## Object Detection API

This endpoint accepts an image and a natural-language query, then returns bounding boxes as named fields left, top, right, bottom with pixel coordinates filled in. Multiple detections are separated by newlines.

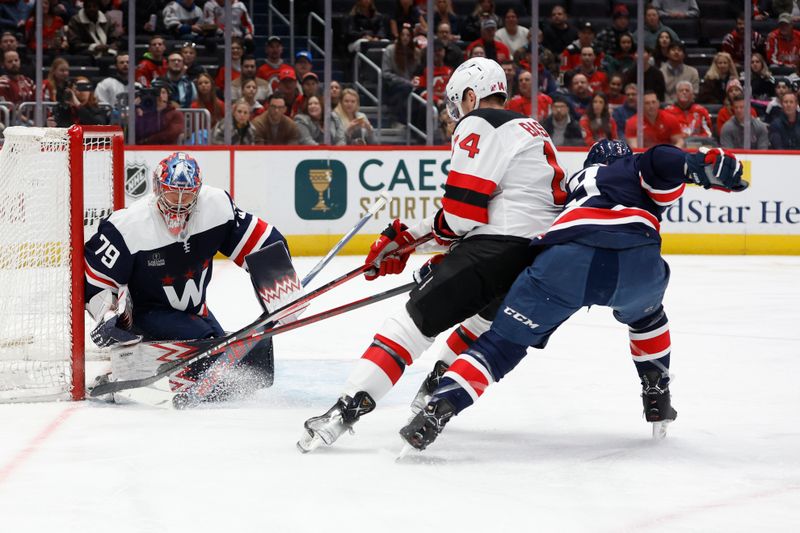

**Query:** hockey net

left=0, top=126, right=123, bottom=402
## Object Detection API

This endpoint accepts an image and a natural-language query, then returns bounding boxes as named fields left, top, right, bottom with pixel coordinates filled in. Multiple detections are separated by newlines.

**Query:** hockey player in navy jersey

left=400, top=140, right=749, bottom=450
left=297, top=57, right=567, bottom=452
left=85, top=152, right=286, bottom=398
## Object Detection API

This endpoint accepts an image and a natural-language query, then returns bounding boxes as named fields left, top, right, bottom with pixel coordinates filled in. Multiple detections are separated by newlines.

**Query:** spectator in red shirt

left=506, top=70, right=552, bottom=122
left=275, top=65, right=300, bottom=117
left=580, top=92, right=618, bottom=146
left=766, top=13, right=800, bottom=69
left=256, top=36, right=288, bottom=93
left=625, top=90, right=685, bottom=148
left=214, top=37, right=244, bottom=91
left=135, top=35, right=167, bottom=87
left=412, top=39, right=453, bottom=105
left=722, top=14, right=766, bottom=65
left=465, top=17, right=511, bottom=63
left=24, top=0, right=67, bottom=52
left=572, top=46, right=608, bottom=94
left=566, top=72, right=593, bottom=117
left=664, top=80, right=713, bottom=138
left=0, top=50, right=36, bottom=115
left=560, top=22, right=600, bottom=73
left=191, top=72, right=225, bottom=127
left=607, top=73, right=626, bottom=106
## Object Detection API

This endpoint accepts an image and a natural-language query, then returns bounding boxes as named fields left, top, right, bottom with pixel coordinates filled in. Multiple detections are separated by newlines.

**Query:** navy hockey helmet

left=153, top=152, right=202, bottom=236
left=583, top=140, right=632, bottom=168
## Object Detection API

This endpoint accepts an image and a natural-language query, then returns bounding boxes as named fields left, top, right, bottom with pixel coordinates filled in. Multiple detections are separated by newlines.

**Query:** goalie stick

left=90, top=233, right=433, bottom=397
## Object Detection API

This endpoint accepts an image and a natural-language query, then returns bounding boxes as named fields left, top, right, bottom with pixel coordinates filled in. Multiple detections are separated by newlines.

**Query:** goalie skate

left=640, top=370, right=677, bottom=440
left=297, top=391, right=375, bottom=453
left=410, top=360, right=449, bottom=416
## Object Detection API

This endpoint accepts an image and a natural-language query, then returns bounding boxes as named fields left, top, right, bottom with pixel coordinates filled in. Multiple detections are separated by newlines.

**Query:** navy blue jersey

left=84, top=186, right=285, bottom=317
left=536, top=144, right=688, bottom=249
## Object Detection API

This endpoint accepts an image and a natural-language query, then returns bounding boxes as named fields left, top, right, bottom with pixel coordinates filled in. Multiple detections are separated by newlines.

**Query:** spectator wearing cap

left=623, top=48, right=667, bottom=102
left=135, top=35, right=167, bottom=87
left=542, top=94, right=585, bottom=146
left=232, top=56, right=271, bottom=102
left=251, top=92, right=301, bottom=145
left=506, top=70, right=552, bottom=122
left=180, top=42, right=207, bottom=79
left=191, top=71, right=225, bottom=126
left=66, top=0, right=118, bottom=58
left=436, top=22, right=464, bottom=69
left=275, top=65, right=300, bottom=117
left=344, top=0, right=387, bottom=53
left=652, top=0, right=699, bottom=18
left=768, top=92, right=800, bottom=148
left=212, top=99, right=257, bottom=145
left=463, top=0, right=500, bottom=43
left=698, top=51, right=737, bottom=104
left=495, top=8, right=528, bottom=56
left=294, top=94, right=346, bottom=145
left=257, top=36, right=289, bottom=93
left=565, top=72, right=593, bottom=117
left=382, top=24, right=419, bottom=122
left=294, top=50, right=314, bottom=81
left=596, top=4, right=633, bottom=56
left=612, top=82, right=638, bottom=133
left=412, top=39, right=453, bottom=105
left=642, top=5, right=679, bottom=51
left=570, top=46, right=608, bottom=94
left=433, top=0, right=460, bottom=40
left=214, top=37, right=245, bottom=91
left=542, top=5, right=577, bottom=55
left=560, top=22, right=601, bottom=73
left=664, top=80, right=713, bottom=138
left=390, top=0, right=426, bottom=40
left=625, top=90, right=684, bottom=148
left=715, top=79, right=757, bottom=136
left=160, top=52, right=197, bottom=109
left=466, top=17, right=511, bottom=63
left=136, top=80, right=184, bottom=145
left=766, top=13, right=800, bottom=69
left=720, top=94, right=769, bottom=149
left=95, top=53, right=129, bottom=107
left=722, top=14, right=766, bottom=65
left=292, top=71, right=320, bottom=117
left=660, top=40, right=699, bottom=104
left=602, top=32, right=635, bottom=75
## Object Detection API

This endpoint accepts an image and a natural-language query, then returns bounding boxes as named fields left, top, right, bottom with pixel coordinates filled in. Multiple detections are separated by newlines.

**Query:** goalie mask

left=444, top=57, right=508, bottom=121
left=153, top=152, right=202, bottom=236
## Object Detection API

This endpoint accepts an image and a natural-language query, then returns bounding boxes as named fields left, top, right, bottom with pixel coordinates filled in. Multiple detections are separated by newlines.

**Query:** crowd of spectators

left=1, top=0, right=800, bottom=150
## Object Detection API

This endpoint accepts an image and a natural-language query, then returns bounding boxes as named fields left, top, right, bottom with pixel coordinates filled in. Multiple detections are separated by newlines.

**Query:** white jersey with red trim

left=84, top=185, right=284, bottom=318
left=437, top=107, right=566, bottom=240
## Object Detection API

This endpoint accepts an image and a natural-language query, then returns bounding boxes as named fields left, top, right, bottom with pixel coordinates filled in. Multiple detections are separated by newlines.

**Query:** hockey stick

left=90, top=234, right=433, bottom=397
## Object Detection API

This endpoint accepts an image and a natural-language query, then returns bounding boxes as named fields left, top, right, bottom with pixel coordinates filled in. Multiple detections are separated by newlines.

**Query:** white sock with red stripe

left=436, top=314, right=491, bottom=365
left=343, top=309, right=435, bottom=401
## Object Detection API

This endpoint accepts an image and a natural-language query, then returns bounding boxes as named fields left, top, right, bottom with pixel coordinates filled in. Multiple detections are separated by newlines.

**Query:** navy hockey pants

left=132, top=308, right=225, bottom=341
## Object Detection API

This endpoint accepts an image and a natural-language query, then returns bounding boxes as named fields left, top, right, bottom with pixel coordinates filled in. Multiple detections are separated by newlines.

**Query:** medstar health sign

left=295, top=159, right=347, bottom=220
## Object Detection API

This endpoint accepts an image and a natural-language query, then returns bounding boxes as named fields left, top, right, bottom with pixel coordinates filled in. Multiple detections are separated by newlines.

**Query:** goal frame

left=68, top=125, right=125, bottom=400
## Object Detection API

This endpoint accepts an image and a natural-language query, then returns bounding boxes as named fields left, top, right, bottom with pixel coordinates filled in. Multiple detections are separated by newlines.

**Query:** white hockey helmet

left=444, top=57, right=508, bottom=121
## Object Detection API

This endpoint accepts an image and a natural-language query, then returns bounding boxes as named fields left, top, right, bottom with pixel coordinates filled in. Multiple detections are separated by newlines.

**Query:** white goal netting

left=0, top=127, right=119, bottom=402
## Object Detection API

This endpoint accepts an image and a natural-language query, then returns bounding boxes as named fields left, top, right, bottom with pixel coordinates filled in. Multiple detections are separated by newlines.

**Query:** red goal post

left=0, top=125, right=124, bottom=402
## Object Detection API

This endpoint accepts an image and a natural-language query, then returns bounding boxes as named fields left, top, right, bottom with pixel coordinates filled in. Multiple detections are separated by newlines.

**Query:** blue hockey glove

left=685, top=148, right=748, bottom=192
left=90, top=315, right=142, bottom=348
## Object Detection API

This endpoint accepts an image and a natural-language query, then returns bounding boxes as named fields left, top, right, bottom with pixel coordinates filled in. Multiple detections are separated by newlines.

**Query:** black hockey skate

left=410, top=360, right=450, bottom=416
left=399, top=398, right=455, bottom=451
left=640, top=370, right=677, bottom=440
left=297, top=391, right=376, bottom=453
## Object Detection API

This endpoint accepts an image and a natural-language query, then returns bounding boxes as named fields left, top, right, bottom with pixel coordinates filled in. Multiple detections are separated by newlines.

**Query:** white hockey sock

left=435, top=313, right=492, bottom=365
left=343, top=309, right=434, bottom=401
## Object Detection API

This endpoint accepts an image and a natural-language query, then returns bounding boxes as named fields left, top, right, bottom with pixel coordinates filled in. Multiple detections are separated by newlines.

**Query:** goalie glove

left=89, top=287, right=141, bottom=348
left=364, top=219, right=417, bottom=280
left=685, top=147, right=748, bottom=192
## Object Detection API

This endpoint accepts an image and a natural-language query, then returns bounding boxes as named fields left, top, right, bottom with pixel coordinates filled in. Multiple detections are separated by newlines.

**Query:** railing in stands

left=307, top=12, right=325, bottom=59
left=18, top=102, right=113, bottom=125
left=354, top=52, right=382, bottom=144
left=268, top=0, right=295, bottom=61
left=406, top=93, right=429, bottom=144
left=0, top=102, right=13, bottom=128
left=177, top=108, right=213, bottom=145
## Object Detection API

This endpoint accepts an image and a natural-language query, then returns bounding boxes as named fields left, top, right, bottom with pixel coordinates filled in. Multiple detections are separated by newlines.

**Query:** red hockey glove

left=685, top=148, right=748, bottom=192
left=432, top=209, right=460, bottom=246
left=364, top=219, right=416, bottom=280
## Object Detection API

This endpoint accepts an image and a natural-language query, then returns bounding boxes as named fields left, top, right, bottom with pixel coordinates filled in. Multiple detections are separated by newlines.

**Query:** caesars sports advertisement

left=124, top=147, right=800, bottom=255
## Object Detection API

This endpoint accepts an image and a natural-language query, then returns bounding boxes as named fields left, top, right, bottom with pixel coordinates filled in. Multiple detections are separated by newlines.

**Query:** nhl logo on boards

left=147, top=252, right=165, bottom=267
left=125, top=162, right=149, bottom=198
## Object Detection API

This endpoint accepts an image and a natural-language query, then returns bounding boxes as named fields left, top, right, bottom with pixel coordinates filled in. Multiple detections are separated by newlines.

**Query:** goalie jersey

left=84, top=185, right=285, bottom=317
left=537, top=144, right=689, bottom=249
left=437, top=108, right=566, bottom=240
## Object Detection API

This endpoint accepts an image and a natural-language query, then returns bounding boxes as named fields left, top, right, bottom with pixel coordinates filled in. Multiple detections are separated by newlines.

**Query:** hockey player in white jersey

left=298, top=57, right=567, bottom=452
left=85, top=152, right=287, bottom=400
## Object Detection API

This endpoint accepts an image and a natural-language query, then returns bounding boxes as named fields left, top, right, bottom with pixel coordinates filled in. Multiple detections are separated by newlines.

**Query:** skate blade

left=651, top=420, right=672, bottom=440
left=297, top=430, right=324, bottom=454
left=395, top=442, right=419, bottom=462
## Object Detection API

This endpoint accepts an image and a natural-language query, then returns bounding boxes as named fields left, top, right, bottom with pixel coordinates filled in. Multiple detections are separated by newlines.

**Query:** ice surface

left=1, top=255, right=799, bottom=533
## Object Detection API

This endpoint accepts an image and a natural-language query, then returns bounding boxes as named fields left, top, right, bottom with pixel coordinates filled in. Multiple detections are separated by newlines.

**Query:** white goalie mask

left=444, top=57, right=508, bottom=121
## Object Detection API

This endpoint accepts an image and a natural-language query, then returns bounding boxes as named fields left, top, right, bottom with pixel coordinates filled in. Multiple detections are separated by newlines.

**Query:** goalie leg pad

left=343, top=308, right=435, bottom=401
